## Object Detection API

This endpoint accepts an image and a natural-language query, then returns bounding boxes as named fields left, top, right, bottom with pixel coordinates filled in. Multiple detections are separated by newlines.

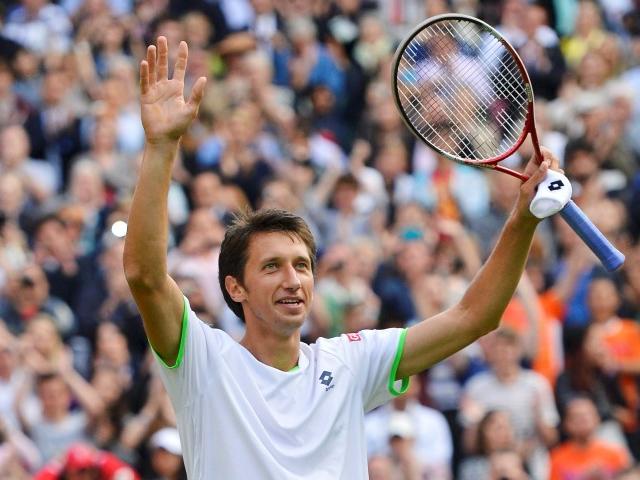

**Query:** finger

left=539, top=146, right=560, bottom=170
left=523, top=158, right=550, bottom=194
left=146, top=45, right=157, bottom=84
left=140, top=60, right=149, bottom=95
left=157, top=36, right=168, bottom=81
left=173, top=41, right=188, bottom=83
left=187, top=76, right=207, bottom=111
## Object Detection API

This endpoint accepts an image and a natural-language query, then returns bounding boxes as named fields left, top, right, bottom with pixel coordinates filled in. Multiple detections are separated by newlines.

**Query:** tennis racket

left=392, top=14, right=624, bottom=271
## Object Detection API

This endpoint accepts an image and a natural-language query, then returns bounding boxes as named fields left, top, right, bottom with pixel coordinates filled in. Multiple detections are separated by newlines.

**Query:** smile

left=276, top=299, right=304, bottom=305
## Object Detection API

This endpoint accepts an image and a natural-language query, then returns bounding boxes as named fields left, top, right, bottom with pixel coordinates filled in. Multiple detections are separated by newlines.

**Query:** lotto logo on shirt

left=346, top=332, right=362, bottom=342
left=319, top=371, right=335, bottom=391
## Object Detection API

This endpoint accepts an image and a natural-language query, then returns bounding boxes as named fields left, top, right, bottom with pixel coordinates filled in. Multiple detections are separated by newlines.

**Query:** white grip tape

left=529, top=170, right=572, bottom=219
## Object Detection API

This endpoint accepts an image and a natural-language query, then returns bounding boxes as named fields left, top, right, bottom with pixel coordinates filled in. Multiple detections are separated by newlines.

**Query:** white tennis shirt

left=155, top=299, right=409, bottom=479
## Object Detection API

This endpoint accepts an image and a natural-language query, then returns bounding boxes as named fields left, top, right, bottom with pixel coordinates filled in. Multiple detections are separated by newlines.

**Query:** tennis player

left=123, top=37, right=559, bottom=479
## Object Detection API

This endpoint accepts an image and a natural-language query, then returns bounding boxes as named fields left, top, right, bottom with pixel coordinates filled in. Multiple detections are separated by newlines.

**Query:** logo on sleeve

left=319, top=370, right=335, bottom=391
left=346, top=332, right=362, bottom=342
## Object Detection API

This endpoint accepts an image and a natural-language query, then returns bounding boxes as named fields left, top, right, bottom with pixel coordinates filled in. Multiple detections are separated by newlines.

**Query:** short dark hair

left=218, top=209, right=316, bottom=321
left=36, top=372, right=64, bottom=388
left=563, top=138, right=595, bottom=166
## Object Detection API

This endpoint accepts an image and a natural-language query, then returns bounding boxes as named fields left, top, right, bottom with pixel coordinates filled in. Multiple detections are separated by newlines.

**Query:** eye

left=263, top=262, right=278, bottom=271
left=296, top=261, right=310, bottom=270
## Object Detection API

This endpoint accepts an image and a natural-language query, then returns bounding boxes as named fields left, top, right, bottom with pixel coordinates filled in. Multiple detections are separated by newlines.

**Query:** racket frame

left=391, top=13, right=625, bottom=271
left=391, top=13, right=542, bottom=182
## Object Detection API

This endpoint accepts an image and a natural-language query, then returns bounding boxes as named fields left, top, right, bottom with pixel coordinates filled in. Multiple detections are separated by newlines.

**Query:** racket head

left=392, top=14, right=535, bottom=168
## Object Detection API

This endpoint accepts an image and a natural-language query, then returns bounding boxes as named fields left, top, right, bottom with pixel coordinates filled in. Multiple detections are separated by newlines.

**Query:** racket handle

left=559, top=200, right=625, bottom=272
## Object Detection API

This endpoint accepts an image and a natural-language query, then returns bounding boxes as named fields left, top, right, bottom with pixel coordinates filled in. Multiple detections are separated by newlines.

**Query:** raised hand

left=139, top=36, right=206, bottom=145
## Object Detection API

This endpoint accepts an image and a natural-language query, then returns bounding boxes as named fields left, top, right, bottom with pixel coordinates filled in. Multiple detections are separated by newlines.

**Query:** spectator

left=0, top=416, right=41, bottom=478
left=284, top=16, right=345, bottom=99
left=549, top=396, right=631, bottom=480
left=586, top=276, right=640, bottom=458
left=0, top=124, right=57, bottom=202
left=488, top=449, right=531, bottom=480
left=0, top=263, right=76, bottom=339
left=517, top=3, right=566, bottom=100
left=167, top=209, right=225, bottom=317
left=0, top=326, right=25, bottom=430
left=24, top=68, right=83, bottom=185
left=148, top=427, right=186, bottom=480
left=3, top=0, right=73, bottom=55
left=555, top=324, right=630, bottom=450
left=315, top=241, right=379, bottom=337
left=0, top=60, right=31, bottom=128
left=458, top=409, right=522, bottom=480
left=460, top=328, right=559, bottom=479
left=32, top=213, right=82, bottom=307
left=15, top=364, right=105, bottom=463
left=561, top=0, right=609, bottom=69
left=366, top=375, right=453, bottom=479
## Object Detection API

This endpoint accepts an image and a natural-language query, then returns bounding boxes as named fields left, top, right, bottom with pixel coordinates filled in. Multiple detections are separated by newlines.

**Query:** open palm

left=140, top=37, right=206, bottom=144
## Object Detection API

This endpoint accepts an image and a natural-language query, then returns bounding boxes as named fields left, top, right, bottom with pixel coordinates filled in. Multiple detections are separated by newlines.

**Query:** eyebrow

left=260, top=255, right=310, bottom=265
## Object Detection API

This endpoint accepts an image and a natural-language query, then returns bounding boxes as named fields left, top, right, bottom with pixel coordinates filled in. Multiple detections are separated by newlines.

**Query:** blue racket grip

left=559, top=200, right=624, bottom=271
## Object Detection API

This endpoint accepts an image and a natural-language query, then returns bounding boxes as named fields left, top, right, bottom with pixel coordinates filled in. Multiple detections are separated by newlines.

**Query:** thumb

left=521, top=158, right=550, bottom=197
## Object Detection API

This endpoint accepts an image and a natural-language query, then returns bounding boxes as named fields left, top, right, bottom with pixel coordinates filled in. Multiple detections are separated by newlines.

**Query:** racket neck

left=494, top=164, right=529, bottom=182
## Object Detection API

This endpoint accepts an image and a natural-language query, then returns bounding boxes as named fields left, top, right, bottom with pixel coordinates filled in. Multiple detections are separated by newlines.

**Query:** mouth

left=276, top=297, right=305, bottom=306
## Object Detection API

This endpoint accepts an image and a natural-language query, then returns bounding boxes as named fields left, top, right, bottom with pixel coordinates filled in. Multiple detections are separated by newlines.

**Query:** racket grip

left=559, top=200, right=625, bottom=271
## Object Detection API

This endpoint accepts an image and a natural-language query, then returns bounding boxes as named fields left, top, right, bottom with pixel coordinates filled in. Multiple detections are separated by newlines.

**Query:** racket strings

left=401, top=37, right=494, bottom=153
left=396, top=19, right=528, bottom=161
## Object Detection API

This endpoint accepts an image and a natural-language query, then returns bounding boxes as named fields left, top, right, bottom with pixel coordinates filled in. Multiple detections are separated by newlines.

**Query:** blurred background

left=0, top=0, right=638, bottom=478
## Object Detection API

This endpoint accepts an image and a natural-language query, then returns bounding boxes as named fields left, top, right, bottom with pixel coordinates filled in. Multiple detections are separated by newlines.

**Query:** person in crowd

left=147, top=427, right=186, bottom=480
left=549, top=395, right=631, bottom=480
left=0, top=262, right=76, bottom=339
left=458, top=409, right=522, bottom=480
left=460, top=328, right=559, bottom=479
left=366, top=375, right=453, bottom=479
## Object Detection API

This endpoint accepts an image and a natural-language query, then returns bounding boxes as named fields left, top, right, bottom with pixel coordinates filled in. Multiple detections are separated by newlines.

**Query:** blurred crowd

left=0, top=0, right=639, bottom=478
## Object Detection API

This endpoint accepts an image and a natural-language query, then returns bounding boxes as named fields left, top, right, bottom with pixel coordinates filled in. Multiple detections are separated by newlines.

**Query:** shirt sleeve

left=332, top=328, right=410, bottom=412
left=153, top=297, right=229, bottom=408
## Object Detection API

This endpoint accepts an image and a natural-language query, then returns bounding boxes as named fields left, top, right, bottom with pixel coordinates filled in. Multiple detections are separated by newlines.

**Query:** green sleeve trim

left=152, top=297, right=189, bottom=369
left=288, top=365, right=300, bottom=372
left=387, top=328, right=410, bottom=397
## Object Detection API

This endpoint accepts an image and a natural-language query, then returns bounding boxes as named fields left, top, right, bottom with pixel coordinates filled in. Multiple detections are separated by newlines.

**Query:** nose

left=282, top=263, right=301, bottom=290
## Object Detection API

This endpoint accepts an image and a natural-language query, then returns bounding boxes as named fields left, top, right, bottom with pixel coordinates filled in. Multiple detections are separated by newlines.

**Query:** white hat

left=388, top=412, right=415, bottom=439
left=150, top=428, right=182, bottom=456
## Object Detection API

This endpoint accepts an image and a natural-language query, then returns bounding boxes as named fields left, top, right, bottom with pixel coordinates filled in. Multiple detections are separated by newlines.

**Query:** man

left=549, top=396, right=631, bottom=480
left=365, top=376, right=452, bottom=479
left=123, top=37, right=559, bottom=478
left=459, top=328, right=559, bottom=480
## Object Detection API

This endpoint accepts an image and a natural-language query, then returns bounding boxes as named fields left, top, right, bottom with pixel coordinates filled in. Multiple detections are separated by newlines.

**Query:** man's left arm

left=397, top=150, right=557, bottom=379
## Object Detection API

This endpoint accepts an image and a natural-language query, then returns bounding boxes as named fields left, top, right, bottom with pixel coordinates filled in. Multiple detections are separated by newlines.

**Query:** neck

left=572, top=436, right=592, bottom=448
left=494, top=365, right=519, bottom=383
left=44, top=409, right=68, bottom=422
left=240, top=328, right=300, bottom=372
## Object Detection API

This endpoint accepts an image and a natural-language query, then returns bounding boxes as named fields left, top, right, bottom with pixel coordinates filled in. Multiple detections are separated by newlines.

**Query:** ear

left=224, top=275, right=246, bottom=303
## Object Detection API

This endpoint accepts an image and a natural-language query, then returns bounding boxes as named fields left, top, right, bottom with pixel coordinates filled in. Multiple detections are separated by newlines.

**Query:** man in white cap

left=149, top=427, right=185, bottom=480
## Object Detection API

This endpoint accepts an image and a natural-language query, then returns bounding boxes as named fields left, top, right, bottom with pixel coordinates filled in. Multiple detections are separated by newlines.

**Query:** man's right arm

left=123, top=37, right=205, bottom=365
left=123, top=141, right=184, bottom=364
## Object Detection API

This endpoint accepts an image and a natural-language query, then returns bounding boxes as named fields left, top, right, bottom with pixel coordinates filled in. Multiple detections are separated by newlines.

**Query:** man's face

left=38, top=377, right=71, bottom=417
left=228, top=232, right=314, bottom=336
left=485, top=334, right=522, bottom=371
left=564, top=398, right=599, bottom=442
